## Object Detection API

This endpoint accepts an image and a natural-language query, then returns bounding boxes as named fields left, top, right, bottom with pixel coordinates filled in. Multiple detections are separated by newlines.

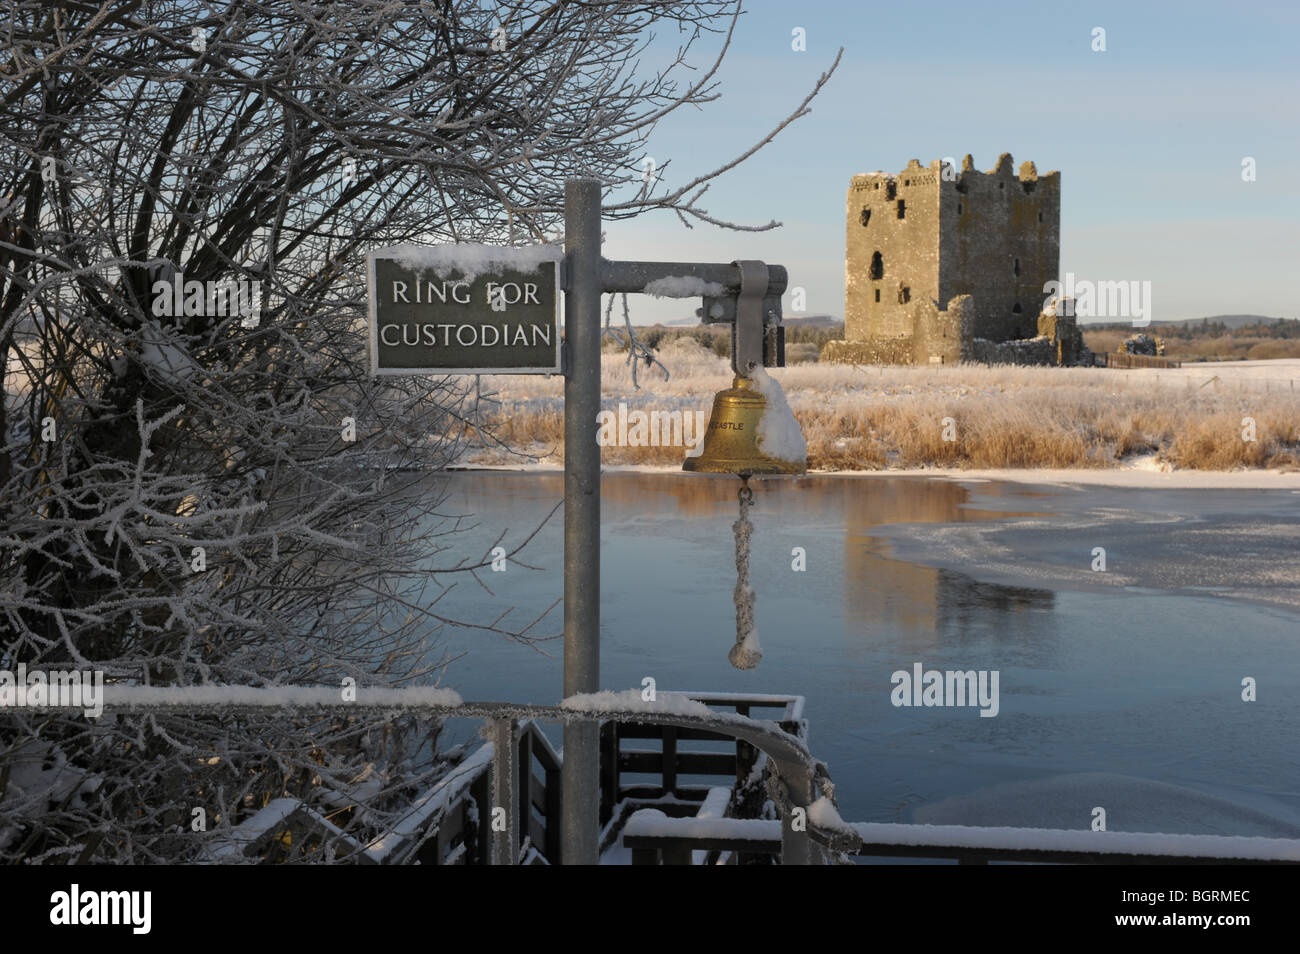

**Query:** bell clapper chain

left=729, top=474, right=762, bottom=670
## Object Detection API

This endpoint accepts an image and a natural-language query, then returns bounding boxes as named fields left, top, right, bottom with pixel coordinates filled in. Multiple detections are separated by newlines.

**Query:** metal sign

left=366, top=245, right=562, bottom=375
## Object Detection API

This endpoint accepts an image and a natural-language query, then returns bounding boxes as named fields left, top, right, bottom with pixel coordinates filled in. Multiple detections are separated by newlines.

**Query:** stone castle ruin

left=824, top=153, right=1087, bottom=366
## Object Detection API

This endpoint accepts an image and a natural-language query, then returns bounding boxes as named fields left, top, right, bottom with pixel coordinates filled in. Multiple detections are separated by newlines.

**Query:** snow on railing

left=364, top=743, right=496, bottom=864
left=92, top=685, right=464, bottom=709
left=659, top=689, right=805, bottom=724
left=206, top=797, right=366, bottom=864
left=560, top=689, right=804, bottom=735
left=849, top=821, right=1300, bottom=862
left=620, top=812, right=1300, bottom=864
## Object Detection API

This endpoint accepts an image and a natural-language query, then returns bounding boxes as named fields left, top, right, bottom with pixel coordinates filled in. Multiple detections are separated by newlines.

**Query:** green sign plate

left=367, top=245, right=562, bottom=375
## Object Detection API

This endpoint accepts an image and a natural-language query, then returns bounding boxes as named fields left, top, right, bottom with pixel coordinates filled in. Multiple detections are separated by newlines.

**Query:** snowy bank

left=452, top=462, right=1300, bottom=490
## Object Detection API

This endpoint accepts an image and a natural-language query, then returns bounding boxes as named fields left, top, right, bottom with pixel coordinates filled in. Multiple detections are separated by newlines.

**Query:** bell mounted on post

left=683, top=376, right=803, bottom=476
left=677, top=260, right=805, bottom=672
left=683, top=260, right=806, bottom=477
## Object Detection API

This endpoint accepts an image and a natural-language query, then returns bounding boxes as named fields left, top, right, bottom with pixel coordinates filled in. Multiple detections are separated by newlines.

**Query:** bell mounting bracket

left=698, top=260, right=786, bottom=376
left=597, top=258, right=788, bottom=378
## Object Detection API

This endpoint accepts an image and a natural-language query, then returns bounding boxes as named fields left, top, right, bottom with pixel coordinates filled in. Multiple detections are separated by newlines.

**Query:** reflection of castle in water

left=598, top=472, right=1057, bottom=646
left=838, top=478, right=1055, bottom=648
left=447, top=472, right=1057, bottom=648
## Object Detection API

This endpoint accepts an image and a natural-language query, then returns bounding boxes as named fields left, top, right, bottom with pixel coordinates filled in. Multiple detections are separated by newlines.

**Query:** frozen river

left=417, top=471, right=1300, bottom=838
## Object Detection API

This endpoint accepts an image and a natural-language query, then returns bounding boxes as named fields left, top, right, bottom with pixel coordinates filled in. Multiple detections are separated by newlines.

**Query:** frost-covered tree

left=0, top=0, right=836, bottom=861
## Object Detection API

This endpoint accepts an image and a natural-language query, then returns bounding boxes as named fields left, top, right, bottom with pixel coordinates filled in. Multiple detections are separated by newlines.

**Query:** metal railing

left=622, top=815, right=1300, bottom=865
left=38, top=685, right=1294, bottom=865
left=74, top=685, right=831, bottom=865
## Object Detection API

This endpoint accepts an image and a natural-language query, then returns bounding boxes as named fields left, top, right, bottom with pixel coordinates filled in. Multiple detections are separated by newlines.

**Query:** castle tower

left=844, top=154, right=1060, bottom=363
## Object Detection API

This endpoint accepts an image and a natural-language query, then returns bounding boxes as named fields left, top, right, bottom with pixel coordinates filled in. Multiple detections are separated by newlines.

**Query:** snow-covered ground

left=1119, top=357, right=1300, bottom=393
left=853, top=467, right=1300, bottom=489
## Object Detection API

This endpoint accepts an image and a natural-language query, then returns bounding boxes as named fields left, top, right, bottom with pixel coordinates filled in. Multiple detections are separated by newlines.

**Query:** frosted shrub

left=0, top=0, right=838, bottom=861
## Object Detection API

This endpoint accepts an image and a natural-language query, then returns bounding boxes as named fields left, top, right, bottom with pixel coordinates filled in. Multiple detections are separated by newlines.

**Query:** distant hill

left=1081, top=315, right=1293, bottom=330
left=1165, top=315, right=1293, bottom=328
left=649, top=314, right=843, bottom=329
left=782, top=314, right=843, bottom=328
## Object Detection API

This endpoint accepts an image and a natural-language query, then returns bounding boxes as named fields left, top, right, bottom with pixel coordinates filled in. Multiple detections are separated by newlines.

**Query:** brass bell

left=683, top=375, right=805, bottom=476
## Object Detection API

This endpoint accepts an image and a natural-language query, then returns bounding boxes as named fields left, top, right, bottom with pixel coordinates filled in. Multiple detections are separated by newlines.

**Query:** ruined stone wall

left=912, top=293, right=973, bottom=364
left=827, top=294, right=975, bottom=366
left=1037, top=309, right=1086, bottom=365
left=827, top=298, right=1088, bottom=368
left=845, top=158, right=941, bottom=346
left=822, top=337, right=915, bottom=365
left=968, top=336, right=1057, bottom=365
left=937, top=153, right=1060, bottom=342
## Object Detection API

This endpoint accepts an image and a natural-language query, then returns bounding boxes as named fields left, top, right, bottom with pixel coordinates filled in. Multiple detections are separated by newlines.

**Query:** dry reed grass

left=464, top=339, right=1300, bottom=471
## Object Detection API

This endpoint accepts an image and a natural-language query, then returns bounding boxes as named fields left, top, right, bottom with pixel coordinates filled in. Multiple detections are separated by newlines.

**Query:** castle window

left=874, top=183, right=879, bottom=190
left=860, top=208, right=871, bottom=226
left=957, top=202, right=963, bottom=215
left=904, top=179, right=910, bottom=187
left=885, top=181, right=896, bottom=201
left=899, top=286, right=911, bottom=304
left=1013, top=257, right=1021, bottom=277
left=999, top=182, right=1004, bottom=190
left=1038, top=211, right=1043, bottom=223
left=875, top=289, right=881, bottom=302
left=1012, top=303, right=1022, bottom=314
left=870, top=251, right=883, bottom=280
left=896, top=199, right=905, bottom=219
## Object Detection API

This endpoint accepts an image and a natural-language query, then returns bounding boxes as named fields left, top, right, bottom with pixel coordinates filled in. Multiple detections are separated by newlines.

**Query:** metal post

left=561, top=178, right=602, bottom=865
left=776, top=758, right=820, bottom=865
left=490, top=718, right=519, bottom=866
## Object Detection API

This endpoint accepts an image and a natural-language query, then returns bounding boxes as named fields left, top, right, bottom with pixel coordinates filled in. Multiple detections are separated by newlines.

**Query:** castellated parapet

left=827, top=153, right=1082, bottom=366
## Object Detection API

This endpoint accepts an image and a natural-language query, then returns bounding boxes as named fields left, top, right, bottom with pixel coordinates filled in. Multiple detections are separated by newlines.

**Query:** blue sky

left=603, top=0, right=1299, bottom=324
